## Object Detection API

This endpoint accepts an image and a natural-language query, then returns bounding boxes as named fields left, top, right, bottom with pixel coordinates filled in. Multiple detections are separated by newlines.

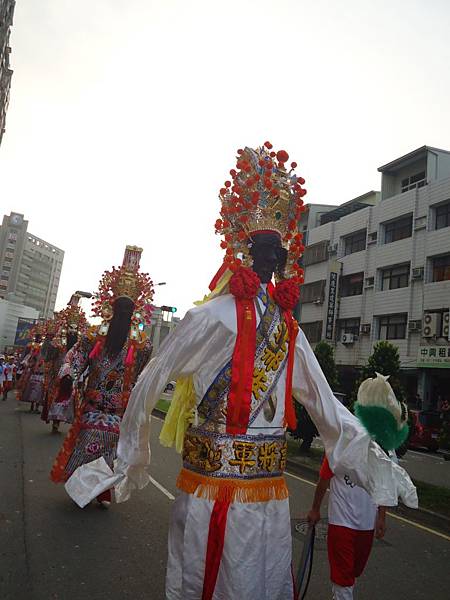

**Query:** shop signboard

left=417, top=346, right=450, bottom=368
left=325, top=271, right=338, bottom=340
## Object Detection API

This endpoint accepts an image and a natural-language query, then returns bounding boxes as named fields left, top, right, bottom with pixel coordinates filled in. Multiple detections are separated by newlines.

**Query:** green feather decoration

left=354, top=403, right=409, bottom=451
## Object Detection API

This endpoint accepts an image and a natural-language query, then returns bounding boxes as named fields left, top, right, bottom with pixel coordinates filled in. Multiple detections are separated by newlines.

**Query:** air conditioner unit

left=313, top=298, right=323, bottom=305
left=341, top=332, right=355, bottom=344
left=422, top=313, right=439, bottom=338
left=408, top=320, right=422, bottom=332
left=412, top=267, right=424, bottom=280
left=360, top=324, right=371, bottom=335
left=329, top=243, right=338, bottom=254
left=364, top=278, right=374, bottom=289
left=443, top=311, right=450, bottom=340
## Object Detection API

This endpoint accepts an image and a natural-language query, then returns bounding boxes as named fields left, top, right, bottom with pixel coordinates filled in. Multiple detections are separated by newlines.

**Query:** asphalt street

left=1, top=394, right=450, bottom=600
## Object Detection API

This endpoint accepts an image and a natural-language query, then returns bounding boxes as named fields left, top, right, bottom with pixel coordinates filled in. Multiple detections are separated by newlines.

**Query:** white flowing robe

left=67, top=292, right=418, bottom=599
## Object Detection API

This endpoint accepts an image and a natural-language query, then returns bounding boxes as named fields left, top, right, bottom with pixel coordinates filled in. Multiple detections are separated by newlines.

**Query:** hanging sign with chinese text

left=325, top=272, right=338, bottom=340
left=417, top=346, right=450, bottom=368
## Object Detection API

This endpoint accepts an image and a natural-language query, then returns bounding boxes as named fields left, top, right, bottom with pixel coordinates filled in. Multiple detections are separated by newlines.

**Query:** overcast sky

left=1, top=0, right=449, bottom=317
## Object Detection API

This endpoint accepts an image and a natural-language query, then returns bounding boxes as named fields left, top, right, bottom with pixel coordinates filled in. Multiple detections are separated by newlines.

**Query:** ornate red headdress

left=92, top=246, right=154, bottom=344
left=50, top=294, right=89, bottom=351
left=215, top=142, right=307, bottom=282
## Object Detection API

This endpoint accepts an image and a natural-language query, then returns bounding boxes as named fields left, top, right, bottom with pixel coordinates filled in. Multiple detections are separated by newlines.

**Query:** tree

left=291, top=341, right=340, bottom=452
left=314, top=340, right=340, bottom=391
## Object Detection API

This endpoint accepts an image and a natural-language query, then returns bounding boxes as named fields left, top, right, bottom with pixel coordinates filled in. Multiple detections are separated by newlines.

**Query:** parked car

left=408, top=410, right=441, bottom=452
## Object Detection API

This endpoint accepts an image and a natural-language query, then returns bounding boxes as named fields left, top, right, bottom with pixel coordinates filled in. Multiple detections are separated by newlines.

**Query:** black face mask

left=104, top=297, right=135, bottom=356
left=249, top=233, right=287, bottom=283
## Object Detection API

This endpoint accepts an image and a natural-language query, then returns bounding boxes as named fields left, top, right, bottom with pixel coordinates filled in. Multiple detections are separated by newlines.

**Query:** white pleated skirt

left=166, top=491, right=294, bottom=600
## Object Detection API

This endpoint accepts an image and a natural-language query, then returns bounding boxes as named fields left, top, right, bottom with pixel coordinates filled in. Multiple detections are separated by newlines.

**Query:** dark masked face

left=105, top=296, right=135, bottom=356
left=249, top=232, right=287, bottom=283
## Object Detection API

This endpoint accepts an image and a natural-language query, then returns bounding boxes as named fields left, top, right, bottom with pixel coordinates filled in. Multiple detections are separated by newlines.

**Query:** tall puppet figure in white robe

left=66, top=142, right=418, bottom=600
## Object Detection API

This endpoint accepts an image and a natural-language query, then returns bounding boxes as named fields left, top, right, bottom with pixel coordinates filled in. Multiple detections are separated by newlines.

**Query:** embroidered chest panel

left=198, top=294, right=289, bottom=430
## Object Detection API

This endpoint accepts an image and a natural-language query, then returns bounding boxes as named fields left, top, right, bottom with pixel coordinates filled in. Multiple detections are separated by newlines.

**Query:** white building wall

left=298, top=148, right=450, bottom=380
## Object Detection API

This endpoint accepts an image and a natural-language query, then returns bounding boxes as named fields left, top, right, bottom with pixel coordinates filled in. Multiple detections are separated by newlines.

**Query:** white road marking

left=406, top=449, right=444, bottom=461
left=285, top=470, right=450, bottom=542
left=149, top=476, right=175, bottom=500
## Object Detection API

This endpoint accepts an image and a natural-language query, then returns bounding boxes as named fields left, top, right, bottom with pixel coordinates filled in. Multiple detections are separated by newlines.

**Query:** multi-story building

left=0, top=0, right=15, bottom=146
left=0, top=297, right=39, bottom=351
left=0, top=212, right=64, bottom=319
left=298, top=146, right=450, bottom=408
left=298, top=202, right=337, bottom=245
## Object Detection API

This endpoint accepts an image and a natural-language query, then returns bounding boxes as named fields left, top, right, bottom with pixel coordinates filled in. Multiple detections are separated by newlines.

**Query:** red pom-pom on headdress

left=229, top=267, right=261, bottom=300
left=273, top=278, right=300, bottom=311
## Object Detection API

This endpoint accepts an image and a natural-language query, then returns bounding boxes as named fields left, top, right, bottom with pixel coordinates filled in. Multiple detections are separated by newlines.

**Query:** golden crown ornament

left=215, top=142, right=307, bottom=280
left=92, top=246, right=155, bottom=342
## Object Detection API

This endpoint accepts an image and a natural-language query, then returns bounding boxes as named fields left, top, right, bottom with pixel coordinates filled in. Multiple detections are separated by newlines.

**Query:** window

left=432, top=254, right=450, bottom=282
left=337, top=318, right=360, bottom=339
left=302, top=321, right=323, bottom=343
left=378, top=314, right=407, bottom=340
left=381, top=264, right=410, bottom=290
left=435, top=201, right=450, bottom=230
left=303, top=241, right=329, bottom=266
left=343, top=230, right=366, bottom=256
left=401, top=171, right=426, bottom=193
left=339, top=272, right=363, bottom=297
left=301, top=280, right=326, bottom=303
left=384, top=215, right=412, bottom=243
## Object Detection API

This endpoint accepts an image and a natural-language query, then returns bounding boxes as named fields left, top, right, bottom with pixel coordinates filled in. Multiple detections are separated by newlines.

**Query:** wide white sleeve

left=292, top=329, right=418, bottom=508
left=114, top=305, right=233, bottom=502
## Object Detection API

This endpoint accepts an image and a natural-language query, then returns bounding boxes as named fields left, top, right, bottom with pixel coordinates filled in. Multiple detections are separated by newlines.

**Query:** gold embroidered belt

left=178, top=428, right=288, bottom=503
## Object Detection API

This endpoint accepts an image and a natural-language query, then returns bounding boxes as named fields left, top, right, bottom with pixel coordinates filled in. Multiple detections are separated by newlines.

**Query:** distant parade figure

left=50, top=246, right=154, bottom=507
left=41, top=294, right=88, bottom=432
left=0, top=355, right=6, bottom=400
left=16, top=329, right=45, bottom=412
left=67, top=144, right=418, bottom=599
left=308, top=373, right=410, bottom=600
left=1, top=355, right=14, bottom=400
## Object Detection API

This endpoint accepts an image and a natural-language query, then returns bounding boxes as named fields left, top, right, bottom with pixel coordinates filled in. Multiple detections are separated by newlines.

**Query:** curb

left=286, top=457, right=450, bottom=536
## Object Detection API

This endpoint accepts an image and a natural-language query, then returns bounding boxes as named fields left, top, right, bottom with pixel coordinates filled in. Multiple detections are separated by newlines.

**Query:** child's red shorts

left=328, top=524, right=374, bottom=587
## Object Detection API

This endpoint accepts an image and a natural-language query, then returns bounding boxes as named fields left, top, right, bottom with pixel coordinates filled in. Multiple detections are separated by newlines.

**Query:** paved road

left=1, top=395, right=450, bottom=600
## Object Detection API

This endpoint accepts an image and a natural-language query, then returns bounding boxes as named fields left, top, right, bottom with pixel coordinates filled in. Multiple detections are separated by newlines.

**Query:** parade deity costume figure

left=50, top=246, right=154, bottom=498
left=40, top=295, right=89, bottom=428
left=16, top=325, right=46, bottom=409
left=67, top=144, right=417, bottom=600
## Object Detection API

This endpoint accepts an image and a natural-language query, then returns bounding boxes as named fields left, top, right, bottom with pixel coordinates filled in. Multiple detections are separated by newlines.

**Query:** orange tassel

left=176, top=468, right=289, bottom=503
